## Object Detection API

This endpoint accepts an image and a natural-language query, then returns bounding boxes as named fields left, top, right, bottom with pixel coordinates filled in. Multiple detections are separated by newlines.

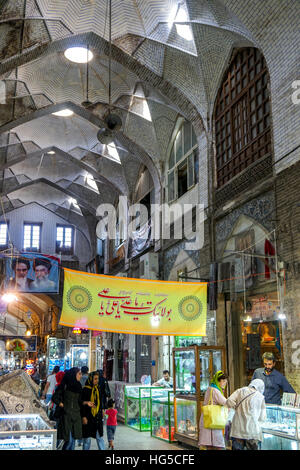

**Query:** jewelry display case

left=173, top=345, right=226, bottom=447
left=47, top=337, right=70, bottom=374
left=261, top=405, right=300, bottom=450
left=124, top=386, right=163, bottom=432
left=0, top=414, right=56, bottom=450
left=150, top=389, right=176, bottom=442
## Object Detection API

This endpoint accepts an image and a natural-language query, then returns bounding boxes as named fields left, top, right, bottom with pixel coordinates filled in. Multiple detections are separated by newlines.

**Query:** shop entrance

left=230, top=292, right=284, bottom=387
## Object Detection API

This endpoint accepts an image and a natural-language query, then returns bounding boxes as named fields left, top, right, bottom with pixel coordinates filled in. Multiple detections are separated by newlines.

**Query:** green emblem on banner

left=67, top=286, right=92, bottom=312
left=178, top=296, right=202, bottom=322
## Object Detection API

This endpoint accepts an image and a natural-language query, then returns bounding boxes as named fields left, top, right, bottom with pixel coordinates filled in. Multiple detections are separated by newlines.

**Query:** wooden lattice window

left=214, top=48, right=272, bottom=188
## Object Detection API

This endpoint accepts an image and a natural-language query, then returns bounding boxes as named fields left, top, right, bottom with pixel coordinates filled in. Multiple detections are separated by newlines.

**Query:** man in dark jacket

left=252, top=352, right=295, bottom=405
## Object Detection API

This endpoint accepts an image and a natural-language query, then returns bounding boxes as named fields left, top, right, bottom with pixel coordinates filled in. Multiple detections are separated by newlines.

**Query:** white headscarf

left=249, top=378, right=265, bottom=395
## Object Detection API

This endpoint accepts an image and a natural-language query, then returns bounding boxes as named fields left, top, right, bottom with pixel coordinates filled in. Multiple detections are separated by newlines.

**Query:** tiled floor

left=75, top=424, right=187, bottom=450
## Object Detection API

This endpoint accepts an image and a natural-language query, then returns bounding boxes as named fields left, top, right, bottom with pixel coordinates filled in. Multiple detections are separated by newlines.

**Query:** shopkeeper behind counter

left=153, top=370, right=173, bottom=388
left=252, top=352, right=295, bottom=405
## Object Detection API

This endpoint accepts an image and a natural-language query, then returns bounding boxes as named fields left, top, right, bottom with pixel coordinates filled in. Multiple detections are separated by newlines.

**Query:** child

left=105, top=398, right=117, bottom=450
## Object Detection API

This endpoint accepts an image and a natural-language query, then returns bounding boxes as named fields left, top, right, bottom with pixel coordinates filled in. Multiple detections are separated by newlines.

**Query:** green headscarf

left=210, top=370, right=226, bottom=396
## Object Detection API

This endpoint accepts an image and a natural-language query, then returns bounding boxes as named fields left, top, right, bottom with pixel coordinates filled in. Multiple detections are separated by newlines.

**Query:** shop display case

left=125, top=386, right=163, bottom=432
left=109, top=381, right=140, bottom=423
left=0, top=414, right=57, bottom=450
left=261, top=405, right=300, bottom=450
left=47, top=337, right=70, bottom=374
left=175, top=398, right=198, bottom=441
left=173, top=345, right=226, bottom=447
left=150, top=389, right=176, bottom=442
left=70, top=344, right=89, bottom=369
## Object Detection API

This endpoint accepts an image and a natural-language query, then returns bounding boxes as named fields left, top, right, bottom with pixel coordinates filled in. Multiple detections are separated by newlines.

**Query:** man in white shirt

left=153, top=370, right=173, bottom=388
left=226, top=378, right=266, bottom=450
left=41, top=366, right=60, bottom=404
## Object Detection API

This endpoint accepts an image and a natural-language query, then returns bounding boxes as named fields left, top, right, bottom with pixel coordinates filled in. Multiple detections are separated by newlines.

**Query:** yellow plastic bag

left=202, top=388, right=228, bottom=429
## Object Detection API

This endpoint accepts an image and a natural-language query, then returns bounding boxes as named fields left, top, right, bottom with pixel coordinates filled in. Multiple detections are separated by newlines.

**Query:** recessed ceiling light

left=52, top=109, right=74, bottom=117
left=64, top=47, right=93, bottom=63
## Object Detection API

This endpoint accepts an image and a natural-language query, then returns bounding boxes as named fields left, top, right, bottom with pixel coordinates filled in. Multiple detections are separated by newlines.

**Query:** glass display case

left=261, top=405, right=300, bottom=450
left=47, top=337, right=70, bottom=374
left=173, top=345, right=226, bottom=446
left=70, top=344, right=89, bottom=369
left=174, top=398, right=198, bottom=441
left=150, top=389, right=176, bottom=442
left=125, top=386, right=163, bottom=432
left=0, top=414, right=56, bottom=450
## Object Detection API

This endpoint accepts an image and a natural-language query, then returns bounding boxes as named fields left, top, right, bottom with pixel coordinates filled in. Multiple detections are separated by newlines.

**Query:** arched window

left=167, top=121, right=198, bottom=202
left=214, top=48, right=272, bottom=188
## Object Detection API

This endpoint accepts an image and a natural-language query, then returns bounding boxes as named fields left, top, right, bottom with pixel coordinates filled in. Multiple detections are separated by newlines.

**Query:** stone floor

left=75, top=423, right=187, bottom=451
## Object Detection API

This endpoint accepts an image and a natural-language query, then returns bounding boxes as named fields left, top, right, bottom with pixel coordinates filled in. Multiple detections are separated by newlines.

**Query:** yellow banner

left=60, top=269, right=207, bottom=336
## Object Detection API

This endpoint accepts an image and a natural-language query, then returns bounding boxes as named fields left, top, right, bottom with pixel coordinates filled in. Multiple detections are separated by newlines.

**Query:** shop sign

left=0, top=335, right=37, bottom=352
left=60, top=268, right=207, bottom=336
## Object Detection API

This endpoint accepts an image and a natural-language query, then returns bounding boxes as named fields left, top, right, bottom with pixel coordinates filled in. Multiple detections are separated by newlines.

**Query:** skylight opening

left=142, top=100, right=152, bottom=121
left=175, top=7, right=193, bottom=41
left=64, top=47, right=93, bottom=64
left=105, top=142, right=121, bottom=163
left=168, top=4, right=193, bottom=42
left=52, top=109, right=74, bottom=117
left=85, top=173, right=99, bottom=193
left=69, top=198, right=80, bottom=210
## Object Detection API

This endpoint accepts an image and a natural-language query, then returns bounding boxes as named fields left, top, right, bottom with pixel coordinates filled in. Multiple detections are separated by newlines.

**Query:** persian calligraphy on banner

left=60, top=268, right=207, bottom=336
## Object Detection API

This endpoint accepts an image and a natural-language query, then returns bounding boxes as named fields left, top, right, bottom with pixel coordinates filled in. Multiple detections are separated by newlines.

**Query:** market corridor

left=76, top=423, right=183, bottom=451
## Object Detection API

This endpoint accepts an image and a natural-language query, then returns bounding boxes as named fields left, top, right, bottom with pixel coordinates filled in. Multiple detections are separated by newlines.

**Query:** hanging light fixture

left=2, top=293, right=18, bottom=303
left=81, top=44, right=93, bottom=108
left=97, top=0, right=122, bottom=145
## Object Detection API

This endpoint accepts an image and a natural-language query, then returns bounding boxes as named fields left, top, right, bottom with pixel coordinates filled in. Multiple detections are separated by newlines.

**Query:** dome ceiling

left=0, top=0, right=295, bottom=225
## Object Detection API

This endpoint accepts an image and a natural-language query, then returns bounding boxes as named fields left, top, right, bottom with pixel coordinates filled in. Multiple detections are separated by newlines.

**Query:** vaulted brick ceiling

left=0, top=0, right=296, bottom=216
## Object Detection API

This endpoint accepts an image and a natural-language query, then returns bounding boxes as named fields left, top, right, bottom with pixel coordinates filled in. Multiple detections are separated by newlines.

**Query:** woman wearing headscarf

left=81, top=371, right=106, bottom=450
left=198, top=370, right=228, bottom=450
left=97, top=369, right=111, bottom=409
left=49, top=371, right=65, bottom=421
left=226, top=378, right=266, bottom=450
left=52, top=367, right=94, bottom=450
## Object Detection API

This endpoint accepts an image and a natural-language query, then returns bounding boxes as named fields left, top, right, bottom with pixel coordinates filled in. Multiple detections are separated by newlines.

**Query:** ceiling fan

left=96, top=0, right=122, bottom=144
left=81, top=0, right=122, bottom=144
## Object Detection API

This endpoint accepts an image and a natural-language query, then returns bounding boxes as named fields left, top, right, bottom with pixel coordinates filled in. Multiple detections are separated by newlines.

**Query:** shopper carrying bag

left=202, top=387, right=229, bottom=429
left=198, top=371, right=229, bottom=450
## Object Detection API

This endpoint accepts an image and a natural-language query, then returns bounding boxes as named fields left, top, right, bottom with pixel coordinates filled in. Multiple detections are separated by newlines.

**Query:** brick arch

left=0, top=101, right=162, bottom=206
left=0, top=32, right=206, bottom=135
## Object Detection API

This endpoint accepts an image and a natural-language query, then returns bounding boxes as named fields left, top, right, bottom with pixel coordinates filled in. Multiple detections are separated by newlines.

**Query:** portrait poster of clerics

left=4, top=253, right=60, bottom=293
left=60, top=268, right=207, bottom=336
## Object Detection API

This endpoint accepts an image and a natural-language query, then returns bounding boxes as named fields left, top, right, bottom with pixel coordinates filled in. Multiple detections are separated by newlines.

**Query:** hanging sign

left=0, top=335, right=37, bottom=352
left=60, top=268, right=207, bottom=336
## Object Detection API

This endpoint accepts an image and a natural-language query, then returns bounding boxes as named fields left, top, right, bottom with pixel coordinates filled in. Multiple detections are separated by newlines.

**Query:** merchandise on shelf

left=125, top=385, right=164, bottom=432
left=260, top=405, right=300, bottom=450
left=175, top=398, right=197, bottom=439
left=173, top=345, right=226, bottom=446
left=150, top=390, right=176, bottom=442
left=0, top=414, right=56, bottom=450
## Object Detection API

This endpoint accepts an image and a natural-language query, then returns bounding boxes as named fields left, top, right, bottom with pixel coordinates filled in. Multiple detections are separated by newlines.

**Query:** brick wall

left=275, top=161, right=300, bottom=392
